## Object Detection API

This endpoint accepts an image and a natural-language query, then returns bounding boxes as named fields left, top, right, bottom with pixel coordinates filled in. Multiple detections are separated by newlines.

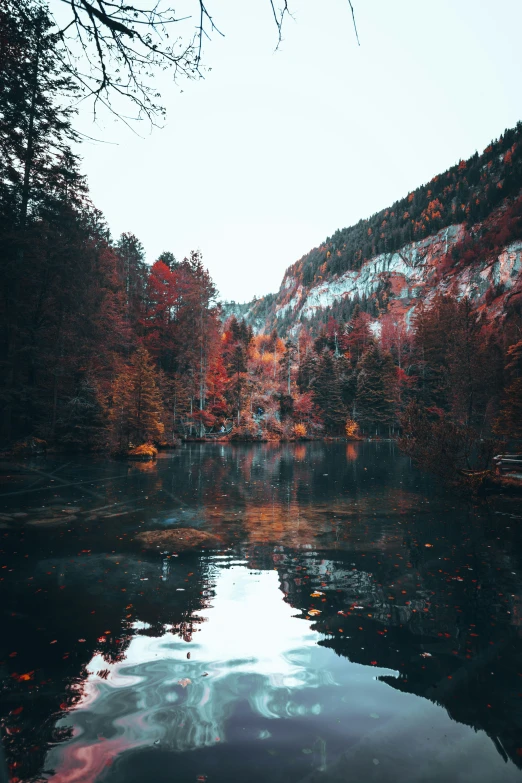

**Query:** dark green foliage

left=297, top=351, right=317, bottom=394
left=399, top=401, right=500, bottom=481
left=279, top=393, right=294, bottom=420
left=55, top=378, right=108, bottom=452
left=312, top=351, right=346, bottom=434
left=355, top=343, right=398, bottom=433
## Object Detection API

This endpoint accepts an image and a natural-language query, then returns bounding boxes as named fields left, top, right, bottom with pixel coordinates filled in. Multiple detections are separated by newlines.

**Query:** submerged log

left=12, top=437, right=47, bottom=456
left=135, top=527, right=222, bottom=552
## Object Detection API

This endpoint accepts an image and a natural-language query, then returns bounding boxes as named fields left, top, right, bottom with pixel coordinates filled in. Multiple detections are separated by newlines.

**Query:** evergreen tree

left=227, top=343, right=248, bottom=426
left=55, top=377, right=108, bottom=452
left=116, top=233, right=148, bottom=330
left=108, top=366, right=134, bottom=451
left=280, top=339, right=297, bottom=395
left=495, top=340, right=522, bottom=441
left=355, top=344, right=398, bottom=434
left=131, top=346, right=164, bottom=443
left=297, top=350, right=317, bottom=393
left=313, top=351, right=346, bottom=434
left=109, top=348, right=164, bottom=450
left=345, top=305, right=372, bottom=365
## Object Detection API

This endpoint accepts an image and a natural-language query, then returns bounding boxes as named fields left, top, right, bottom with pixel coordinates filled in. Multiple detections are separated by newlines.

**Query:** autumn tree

left=280, top=339, right=297, bottom=395
left=495, top=339, right=522, bottom=442
left=116, top=232, right=148, bottom=331
left=345, top=305, right=372, bottom=365
left=227, top=342, right=248, bottom=426
left=109, top=346, right=164, bottom=450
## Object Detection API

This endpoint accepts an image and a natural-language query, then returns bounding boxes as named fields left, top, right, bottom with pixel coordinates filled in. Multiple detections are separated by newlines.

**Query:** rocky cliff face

left=222, top=123, right=522, bottom=336
left=226, top=218, right=522, bottom=336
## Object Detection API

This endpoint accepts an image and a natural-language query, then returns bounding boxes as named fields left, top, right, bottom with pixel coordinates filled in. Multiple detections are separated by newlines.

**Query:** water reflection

left=1, top=442, right=522, bottom=782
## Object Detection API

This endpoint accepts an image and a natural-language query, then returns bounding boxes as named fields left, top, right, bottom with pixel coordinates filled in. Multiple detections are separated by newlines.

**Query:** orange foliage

left=345, top=419, right=359, bottom=438
left=293, top=423, right=307, bottom=439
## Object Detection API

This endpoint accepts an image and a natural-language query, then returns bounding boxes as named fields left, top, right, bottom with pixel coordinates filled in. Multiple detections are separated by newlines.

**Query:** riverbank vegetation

left=1, top=1, right=521, bottom=470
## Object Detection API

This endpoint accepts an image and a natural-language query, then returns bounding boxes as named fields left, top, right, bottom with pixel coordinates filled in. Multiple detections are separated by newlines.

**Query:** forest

left=293, top=122, right=522, bottom=288
left=0, top=0, right=521, bottom=481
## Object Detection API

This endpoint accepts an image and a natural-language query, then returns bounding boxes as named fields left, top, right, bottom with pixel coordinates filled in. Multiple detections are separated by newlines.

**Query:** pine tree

left=313, top=351, right=346, bottom=434
left=355, top=344, right=398, bottom=434
left=297, top=350, right=317, bottom=393
left=109, top=348, right=164, bottom=450
left=495, top=340, right=522, bottom=441
left=280, top=339, right=297, bottom=395
left=56, top=377, right=108, bottom=452
left=131, top=346, right=164, bottom=444
left=227, top=343, right=248, bottom=426
left=108, top=366, right=134, bottom=451
left=345, top=305, right=372, bottom=365
left=116, top=233, right=148, bottom=330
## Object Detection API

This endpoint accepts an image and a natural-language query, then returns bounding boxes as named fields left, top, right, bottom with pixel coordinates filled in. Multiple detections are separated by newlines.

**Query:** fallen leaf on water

left=178, top=678, right=191, bottom=688
left=425, top=544, right=433, bottom=548
left=310, top=592, right=324, bottom=598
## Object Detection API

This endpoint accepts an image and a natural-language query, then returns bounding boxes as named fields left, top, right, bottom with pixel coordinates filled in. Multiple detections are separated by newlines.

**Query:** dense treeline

left=222, top=285, right=521, bottom=458
left=0, top=1, right=224, bottom=452
left=1, top=1, right=521, bottom=469
left=292, top=123, right=522, bottom=289
left=240, top=120, right=522, bottom=339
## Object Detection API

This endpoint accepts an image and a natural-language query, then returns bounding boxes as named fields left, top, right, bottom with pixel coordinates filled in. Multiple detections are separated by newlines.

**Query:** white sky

left=73, top=0, right=522, bottom=302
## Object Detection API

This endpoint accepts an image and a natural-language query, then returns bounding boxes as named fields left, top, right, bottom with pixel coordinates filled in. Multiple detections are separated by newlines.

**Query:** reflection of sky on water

left=45, top=564, right=522, bottom=783
left=3, top=443, right=522, bottom=782
left=47, top=565, right=332, bottom=778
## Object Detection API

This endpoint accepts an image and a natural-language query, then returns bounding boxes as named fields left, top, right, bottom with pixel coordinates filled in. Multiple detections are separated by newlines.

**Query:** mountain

left=225, top=122, right=522, bottom=336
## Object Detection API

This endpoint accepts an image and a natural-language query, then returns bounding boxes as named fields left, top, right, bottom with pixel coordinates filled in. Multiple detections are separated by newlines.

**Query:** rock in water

left=135, top=528, right=222, bottom=552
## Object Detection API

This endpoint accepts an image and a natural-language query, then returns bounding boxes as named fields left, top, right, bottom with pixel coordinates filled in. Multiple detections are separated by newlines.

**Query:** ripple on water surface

left=0, top=442, right=521, bottom=782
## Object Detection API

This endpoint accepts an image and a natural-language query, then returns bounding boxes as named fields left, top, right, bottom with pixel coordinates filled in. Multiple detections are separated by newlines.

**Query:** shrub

left=293, top=423, right=307, bottom=439
left=127, top=443, right=158, bottom=461
left=345, top=419, right=359, bottom=439
left=229, top=414, right=260, bottom=441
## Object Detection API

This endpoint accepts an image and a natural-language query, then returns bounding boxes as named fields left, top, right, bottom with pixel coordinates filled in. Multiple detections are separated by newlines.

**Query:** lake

left=1, top=441, right=522, bottom=782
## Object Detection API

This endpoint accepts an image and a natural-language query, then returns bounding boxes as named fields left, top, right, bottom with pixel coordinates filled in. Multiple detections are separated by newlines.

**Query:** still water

left=1, top=442, right=522, bottom=782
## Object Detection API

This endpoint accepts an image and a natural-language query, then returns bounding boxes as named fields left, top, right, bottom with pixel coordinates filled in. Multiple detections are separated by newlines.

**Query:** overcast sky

left=73, top=0, right=522, bottom=303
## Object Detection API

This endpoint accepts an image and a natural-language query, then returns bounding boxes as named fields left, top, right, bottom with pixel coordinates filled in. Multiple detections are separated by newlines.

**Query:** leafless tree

left=16, top=0, right=359, bottom=126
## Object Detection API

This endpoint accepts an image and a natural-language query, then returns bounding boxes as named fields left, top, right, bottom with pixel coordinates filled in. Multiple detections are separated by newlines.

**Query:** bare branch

left=347, top=1, right=360, bottom=46
left=38, top=1, right=360, bottom=126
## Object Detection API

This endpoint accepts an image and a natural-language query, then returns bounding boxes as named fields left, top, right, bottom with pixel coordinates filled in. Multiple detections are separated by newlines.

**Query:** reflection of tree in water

left=2, top=442, right=521, bottom=780
left=0, top=548, right=215, bottom=782
left=263, top=513, right=522, bottom=772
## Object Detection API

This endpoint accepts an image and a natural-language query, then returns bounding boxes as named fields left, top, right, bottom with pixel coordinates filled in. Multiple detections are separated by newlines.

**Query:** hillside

left=227, top=122, right=522, bottom=336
